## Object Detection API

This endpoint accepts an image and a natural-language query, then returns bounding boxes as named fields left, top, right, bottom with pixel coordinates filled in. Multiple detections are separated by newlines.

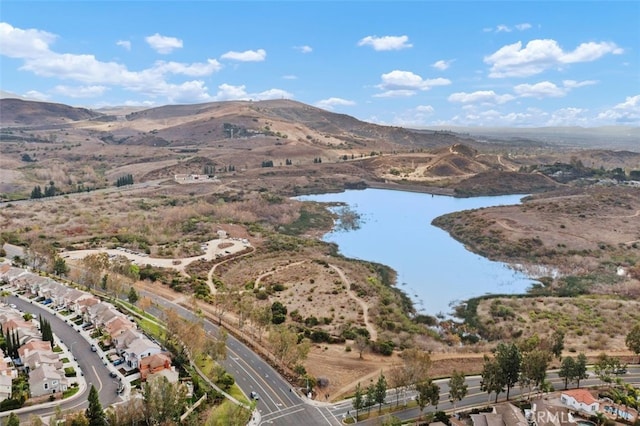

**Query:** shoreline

left=365, top=180, right=457, bottom=196
left=306, top=188, right=535, bottom=318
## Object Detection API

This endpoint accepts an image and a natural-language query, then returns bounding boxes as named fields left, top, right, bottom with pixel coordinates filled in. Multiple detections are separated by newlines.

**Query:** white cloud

left=116, top=40, right=131, bottom=51
left=21, top=53, right=130, bottom=84
left=374, top=90, right=417, bottom=98
left=486, top=23, right=532, bottom=33
left=152, top=59, right=222, bottom=76
left=23, top=90, right=50, bottom=101
left=52, top=85, right=108, bottom=98
left=210, top=83, right=291, bottom=101
left=562, top=79, right=597, bottom=89
left=374, top=70, right=451, bottom=97
left=514, top=79, right=597, bottom=98
left=485, top=39, right=623, bottom=78
left=0, top=22, right=56, bottom=58
left=282, top=75, right=297, bottom=80
left=597, top=94, right=640, bottom=123
left=416, top=105, right=434, bottom=113
left=432, top=60, right=453, bottom=71
left=295, top=45, right=312, bottom=53
left=145, top=33, right=183, bottom=54
left=545, top=107, right=589, bottom=126
left=514, top=81, right=566, bottom=98
left=167, top=80, right=212, bottom=103
left=358, top=35, right=412, bottom=51
left=315, top=97, right=356, bottom=110
left=448, top=90, right=515, bottom=104
left=220, top=49, right=266, bottom=62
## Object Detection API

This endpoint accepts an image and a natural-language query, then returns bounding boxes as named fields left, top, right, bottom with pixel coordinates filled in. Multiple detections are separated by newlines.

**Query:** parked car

left=112, top=358, right=124, bottom=366
left=109, top=371, right=118, bottom=378
left=90, top=344, right=97, bottom=352
left=615, top=368, right=627, bottom=374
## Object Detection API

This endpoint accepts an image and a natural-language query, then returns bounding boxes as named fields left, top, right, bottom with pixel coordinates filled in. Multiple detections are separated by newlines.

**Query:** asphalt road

left=138, top=289, right=343, bottom=426
left=4, top=295, right=121, bottom=422
left=326, top=366, right=640, bottom=425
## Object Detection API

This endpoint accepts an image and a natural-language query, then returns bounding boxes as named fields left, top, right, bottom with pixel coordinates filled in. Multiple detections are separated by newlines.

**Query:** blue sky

left=1, top=1, right=638, bottom=127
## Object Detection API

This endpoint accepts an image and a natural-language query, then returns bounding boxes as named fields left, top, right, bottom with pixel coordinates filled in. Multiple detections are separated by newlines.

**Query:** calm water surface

left=296, top=188, right=536, bottom=316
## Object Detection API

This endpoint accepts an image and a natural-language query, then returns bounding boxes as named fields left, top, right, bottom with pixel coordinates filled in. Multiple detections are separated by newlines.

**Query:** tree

left=388, top=364, right=410, bottom=407
left=353, top=382, right=364, bottom=421
left=401, top=348, right=432, bottom=385
left=481, top=355, right=504, bottom=403
left=53, top=256, right=69, bottom=277
left=28, top=414, right=44, bottom=426
left=142, top=376, right=188, bottom=425
left=31, top=185, right=43, bottom=199
left=354, top=335, right=369, bottom=359
left=85, top=384, right=106, bottom=426
left=594, top=353, right=622, bottom=386
left=127, top=287, right=139, bottom=304
left=574, top=353, right=589, bottom=388
left=495, top=342, right=521, bottom=400
left=365, top=384, right=375, bottom=415
left=267, top=325, right=310, bottom=368
left=448, top=370, right=468, bottom=412
left=374, top=372, right=387, bottom=413
left=519, top=349, right=550, bottom=398
left=550, top=330, right=565, bottom=359
left=626, top=323, right=640, bottom=363
left=5, top=412, right=20, bottom=426
left=270, top=301, right=287, bottom=325
left=415, top=378, right=440, bottom=419
left=559, top=356, right=576, bottom=390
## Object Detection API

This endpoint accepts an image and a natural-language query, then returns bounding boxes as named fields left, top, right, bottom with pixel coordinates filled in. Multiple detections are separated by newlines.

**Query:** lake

left=296, top=188, right=537, bottom=316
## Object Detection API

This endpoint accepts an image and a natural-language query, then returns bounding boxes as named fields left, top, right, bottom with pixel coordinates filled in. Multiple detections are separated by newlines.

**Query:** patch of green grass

left=135, top=317, right=165, bottom=341
left=205, top=399, right=252, bottom=426
left=62, top=387, right=80, bottom=399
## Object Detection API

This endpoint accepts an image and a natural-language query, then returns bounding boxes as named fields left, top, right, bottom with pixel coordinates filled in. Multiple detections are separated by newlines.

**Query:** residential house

left=139, top=353, right=173, bottom=382
left=114, top=329, right=143, bottom=354
left=0, top=265, right=29, bottom=285
left=28, top=364, right=68, bottom=397
left=87, top=302, right=122, bottom=328
left=22, top=350, right=62, bottom=372
left=0, top=375, right=11, bottom=402
left=0, top=349, right=17, bottom=379
left=68, top=293, right=98, bottom=314
left=18, top=340, right=52, bottom=359
left=147, top=368, right=179, bottom=385
left=527, top=397, right=576, bottom=426
left=560, top=389, right=599, bottom=414
left=123, top=336, right=162, bottom=369
left=105, top=316, right=136, bottom=340
left=75, top=296, right=100, bottom=316
left=2, top=317, right=41, bottom=345
left=471, top=403, right=528, bottom=426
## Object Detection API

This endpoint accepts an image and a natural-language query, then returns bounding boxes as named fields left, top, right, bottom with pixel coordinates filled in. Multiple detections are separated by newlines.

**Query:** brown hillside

left=0, top=98, right=103, bottom=126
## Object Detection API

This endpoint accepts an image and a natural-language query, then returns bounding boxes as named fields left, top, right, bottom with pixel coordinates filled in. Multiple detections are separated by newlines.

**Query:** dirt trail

left=329, top=264, right=378, bottom=342
left=253, top=260, right=307, bottom=288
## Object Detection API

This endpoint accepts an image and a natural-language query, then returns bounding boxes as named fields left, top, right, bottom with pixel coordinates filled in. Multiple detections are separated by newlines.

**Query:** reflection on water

left=296, top=188, right=537, bottom=316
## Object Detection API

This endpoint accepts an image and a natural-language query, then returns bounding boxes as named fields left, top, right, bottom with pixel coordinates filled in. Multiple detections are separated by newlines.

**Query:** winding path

left=248, top=260, right=378, bottom=342
left=329, top=264, right=378, bottom=342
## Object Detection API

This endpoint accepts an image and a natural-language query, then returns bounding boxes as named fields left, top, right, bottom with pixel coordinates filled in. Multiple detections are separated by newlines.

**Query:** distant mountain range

left=1, top=96, right=637, bottom=151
